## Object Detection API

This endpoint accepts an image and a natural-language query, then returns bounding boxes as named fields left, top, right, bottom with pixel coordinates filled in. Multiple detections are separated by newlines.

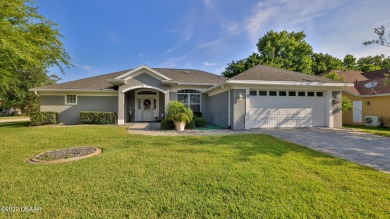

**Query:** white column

left=117, top=91, right=125, bottom=125
left=164, top=90, right=169, bottom=107
left=244, top=88, right=250, bottom=130
left=324, top=90, right=333, bottom=128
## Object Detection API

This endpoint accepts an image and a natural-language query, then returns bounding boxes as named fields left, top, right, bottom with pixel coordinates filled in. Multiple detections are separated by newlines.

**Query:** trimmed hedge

left=193, top=112, right=203, bottom=118
left=30, top=112, right=58, bottom=126
left=160, top=119, right=174, bottom=130
left=185, top=119, right=196, bottom=129
left=80, top=112, right=117, bottom=124
left=194, top=117, right=207, bottom=127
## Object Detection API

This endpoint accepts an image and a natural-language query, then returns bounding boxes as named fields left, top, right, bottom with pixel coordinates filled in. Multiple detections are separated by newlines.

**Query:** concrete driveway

left=253, top=128, right=390, bottom=174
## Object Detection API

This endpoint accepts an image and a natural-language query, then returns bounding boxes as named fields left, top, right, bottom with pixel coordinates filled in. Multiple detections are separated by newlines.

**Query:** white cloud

left=204, top=0, right=214, bottom=9
left=197, top=40, right=220, bottom=49
left=74, top=63, right=91, bottom=71
left=243, top=0, right=344, bottom=40
left=165, top=13, right=196, bottom=55
left=158, top=55, right=188, bottom=68
left=203, top=61, right=217, bottom=67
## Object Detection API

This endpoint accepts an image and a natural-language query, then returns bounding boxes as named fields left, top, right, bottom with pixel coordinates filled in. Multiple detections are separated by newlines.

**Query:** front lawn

left=343, top=124, right=390, bottom=137
left=0, top=122, right=389, bottom=218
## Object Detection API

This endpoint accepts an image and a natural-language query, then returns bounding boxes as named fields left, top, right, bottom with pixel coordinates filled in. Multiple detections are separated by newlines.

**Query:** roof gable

left=115, top=65, right=171, bottom=81
left=231, top=65, right=339, bottom=83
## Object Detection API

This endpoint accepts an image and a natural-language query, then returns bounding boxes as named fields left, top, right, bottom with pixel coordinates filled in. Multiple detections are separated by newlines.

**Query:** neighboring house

left=339, top=69, right=390, bottom=127
left=30, top=65, right=350, bottom=129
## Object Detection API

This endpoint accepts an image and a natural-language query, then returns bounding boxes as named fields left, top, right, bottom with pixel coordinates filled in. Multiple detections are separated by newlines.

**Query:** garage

left=249, top=90, right=326, bottom=128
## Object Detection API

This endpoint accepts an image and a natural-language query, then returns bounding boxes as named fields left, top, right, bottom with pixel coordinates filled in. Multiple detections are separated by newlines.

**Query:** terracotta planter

left=174, top=121, right=186, bottom=132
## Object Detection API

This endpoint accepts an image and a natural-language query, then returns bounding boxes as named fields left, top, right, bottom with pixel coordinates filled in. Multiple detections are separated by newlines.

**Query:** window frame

left=65, top=95, right=77, bottom=105
left=177, top=90, right=201, bottom=113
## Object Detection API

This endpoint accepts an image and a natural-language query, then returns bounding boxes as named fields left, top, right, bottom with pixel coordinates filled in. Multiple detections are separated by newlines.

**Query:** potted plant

left=165, top=101, right=193, bottom=132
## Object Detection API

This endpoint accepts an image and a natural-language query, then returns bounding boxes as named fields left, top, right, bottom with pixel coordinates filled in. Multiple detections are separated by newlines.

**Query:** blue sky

left=36, top=0, right=390, bottom=82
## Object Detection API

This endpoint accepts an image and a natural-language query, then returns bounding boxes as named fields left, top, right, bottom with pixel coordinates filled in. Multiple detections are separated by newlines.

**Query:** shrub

left=194, top=117, right=207, bottom=127
left=80, top=112, right=117, bottom=124
left=165, top=101, right=193, bottom=123
left=160, top=119, right=174, bottom=130
left=185, top=119, right=196, bottom=129
left=342, top=96, right=353, bottom=112
left=30, top=112, right=58, bottom=126
left=193, top=112, right=203, bottom=118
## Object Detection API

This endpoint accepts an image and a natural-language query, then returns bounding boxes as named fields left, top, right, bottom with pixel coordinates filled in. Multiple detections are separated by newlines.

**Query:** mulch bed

left=34, top=147, right=97, bottom=161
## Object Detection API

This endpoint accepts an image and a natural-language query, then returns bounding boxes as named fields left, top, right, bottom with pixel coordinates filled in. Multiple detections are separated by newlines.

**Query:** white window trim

left=177, top=90, right=202, bottom=112
left=65, top=95, right=78, bottom=105
left=249, top=90, right=325, bottom=98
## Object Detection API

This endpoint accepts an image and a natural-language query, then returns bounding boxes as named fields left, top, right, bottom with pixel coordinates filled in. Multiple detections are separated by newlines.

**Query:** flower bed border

left=28, top=147, right=102, bottom=164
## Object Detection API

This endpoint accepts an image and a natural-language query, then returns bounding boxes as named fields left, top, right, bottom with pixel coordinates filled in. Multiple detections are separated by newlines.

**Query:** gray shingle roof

left=231, top=65, right=340, bottom=83
left=33, top=68, right=227, bottom=91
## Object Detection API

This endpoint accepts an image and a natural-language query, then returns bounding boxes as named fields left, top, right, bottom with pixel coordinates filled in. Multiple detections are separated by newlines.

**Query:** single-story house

left=338, top=69, right=390, bottom=127
left=30, top=65, right=351, bottom=129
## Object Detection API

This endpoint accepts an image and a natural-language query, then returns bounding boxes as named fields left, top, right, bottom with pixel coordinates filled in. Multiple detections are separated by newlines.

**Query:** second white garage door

left=249, top=91, right=325, bottom=128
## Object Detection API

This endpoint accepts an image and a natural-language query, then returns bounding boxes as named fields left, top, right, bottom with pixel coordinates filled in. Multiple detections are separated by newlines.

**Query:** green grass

left=0, top=116, right=29, bottom=121
left=343, top=124, right=390, bottom=137
left=0, top=122, right=389, bottom=218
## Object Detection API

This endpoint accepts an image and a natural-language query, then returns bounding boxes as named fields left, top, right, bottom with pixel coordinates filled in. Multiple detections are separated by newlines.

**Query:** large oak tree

left=0, top=0, right=71, bottom=113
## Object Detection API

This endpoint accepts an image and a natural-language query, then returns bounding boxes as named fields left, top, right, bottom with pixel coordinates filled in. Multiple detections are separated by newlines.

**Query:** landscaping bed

left=29, top=147, right=101, bottom=164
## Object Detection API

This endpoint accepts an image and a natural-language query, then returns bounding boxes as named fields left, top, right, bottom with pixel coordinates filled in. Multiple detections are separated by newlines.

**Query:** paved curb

left=28, top=147, right=102, bottom=164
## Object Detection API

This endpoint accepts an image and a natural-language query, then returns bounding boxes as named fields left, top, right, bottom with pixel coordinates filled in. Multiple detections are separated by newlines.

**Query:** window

left=177, top=90, right=201, bottom=113
left=65, top=95, right=77, bottom=105
left=316, top=92, right=324, bottom=97
left=138, top=91, right=156, bottom=95
left=307, top=92, right=315, bottom=97
left=269, top=91, right=277, bottom=96
left=298, top=91, right=306, bottom=96
left=279, top=91, right=287, bottom=96
left=249, top=91, right=257, bottom=96
left=288, top=91, right=296, bottom=96
left=259, top=91, right=267, bottom=96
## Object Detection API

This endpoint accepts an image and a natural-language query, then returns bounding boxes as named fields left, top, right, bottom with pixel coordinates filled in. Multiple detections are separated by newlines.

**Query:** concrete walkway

left=253, top=128, right=390, bottom=174
left=0, top=118, right=30, bottom=123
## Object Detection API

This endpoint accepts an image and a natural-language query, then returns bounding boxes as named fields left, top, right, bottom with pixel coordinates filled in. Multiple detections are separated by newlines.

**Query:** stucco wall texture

left=40, top=96, right=118, bottom=124
left=342, top=92, right=390, bottom=127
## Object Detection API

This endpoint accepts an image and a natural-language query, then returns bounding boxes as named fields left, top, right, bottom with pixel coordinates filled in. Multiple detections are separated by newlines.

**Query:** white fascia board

left=203, top=82, right=228, bottom=93
left=114, top=65, right=172, bottom=80
left=29, top=88, right=117, bottom=93
left=204, top=80, right=352, bottom=94
left=162, top=80, right=216, bottom=86
left=227, top=80, right=353, bottom=87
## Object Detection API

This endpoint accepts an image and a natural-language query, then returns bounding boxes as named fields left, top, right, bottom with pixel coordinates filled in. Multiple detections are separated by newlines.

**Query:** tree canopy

left=222, top=30, right=390, bottom=78
left=0, top=0, right=71, bottom=113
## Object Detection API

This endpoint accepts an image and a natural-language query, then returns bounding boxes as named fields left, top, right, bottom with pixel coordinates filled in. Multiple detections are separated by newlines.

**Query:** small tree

left=363, top=25, right=390, bottom=48
left=342, top=96, right=353, bottom=112
left=165, top=101, right=193, bottom=132
left=323, top=71, right=345, bottom=82
left=165, top=101, right=193, bottom=123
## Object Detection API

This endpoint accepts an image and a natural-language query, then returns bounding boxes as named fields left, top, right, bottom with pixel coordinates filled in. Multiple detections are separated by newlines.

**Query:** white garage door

left=250, top=91, right=325, bottom=128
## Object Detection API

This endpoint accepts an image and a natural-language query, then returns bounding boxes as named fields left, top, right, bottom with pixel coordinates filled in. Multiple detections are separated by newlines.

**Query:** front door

left=353, top=101, right=362, bottom=123
left=141, top=97, right=154, bottom=121
left=135, top=90, right=159, bottom=122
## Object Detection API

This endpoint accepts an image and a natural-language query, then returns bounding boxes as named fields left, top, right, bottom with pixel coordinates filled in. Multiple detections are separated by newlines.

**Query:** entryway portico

left=111, top=66, right=171, bottom=124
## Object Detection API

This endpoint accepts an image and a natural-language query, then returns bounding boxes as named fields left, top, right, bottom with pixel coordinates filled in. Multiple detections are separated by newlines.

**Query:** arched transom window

left=177, top=89, right=201, bottom=113
left=137, top=91, right=157, bottom=95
